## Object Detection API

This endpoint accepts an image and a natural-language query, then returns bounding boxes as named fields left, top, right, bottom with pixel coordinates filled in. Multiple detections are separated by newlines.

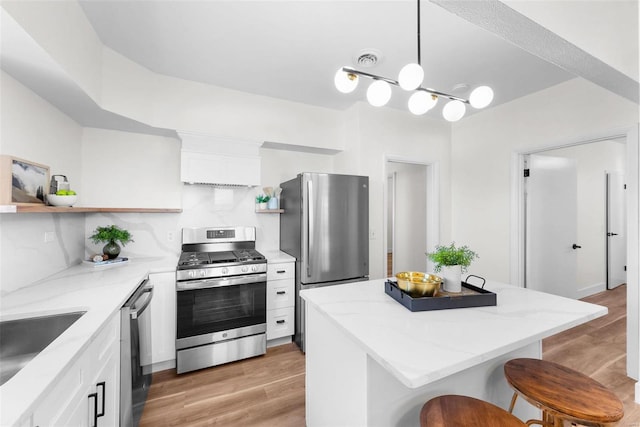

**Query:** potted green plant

left=426, top=243, right=478, bottom=293
left=89, top=225, right=134, bottom=259
left=255, top=194, right=271, bottom=210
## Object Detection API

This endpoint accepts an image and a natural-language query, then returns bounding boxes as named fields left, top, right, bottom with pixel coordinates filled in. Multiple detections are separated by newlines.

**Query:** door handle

left=572, top=244, right=582, bottom=249
left=88, top=392, right=98, bottom=427
left=607, top=232, right=619, bottom=236
left=96, top=381, right=106, bottom=417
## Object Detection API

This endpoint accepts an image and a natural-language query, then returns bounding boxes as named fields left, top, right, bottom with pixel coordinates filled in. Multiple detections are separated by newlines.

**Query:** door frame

left=509, top=125, right=640, bottom=384
left=387, top=172, right=397, bottom=275
left=606, top=171, right=627, bottom=290
left=383, top=156, right=440, bottom=275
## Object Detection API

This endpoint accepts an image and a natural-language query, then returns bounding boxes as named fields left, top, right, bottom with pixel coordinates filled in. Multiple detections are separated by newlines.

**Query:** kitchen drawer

left=266, top=307, right=294, bottom=340
left=267, top=279, right=294, bottom=310
left=33, top=347, right=90, bottom=426
left=267, top=262, right=294, bottom=281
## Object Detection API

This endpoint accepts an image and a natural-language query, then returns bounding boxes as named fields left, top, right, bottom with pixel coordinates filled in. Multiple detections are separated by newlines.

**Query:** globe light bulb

left=469, top=86, right=494, bottom=109
left=398, top=63, right=424, bottom=91
left=366, top=80, right=392, bottom=107
left=442, top=100, right=466, bottom=122
left=334, top=67, right=359, bottom=94
left=408, top=91, right=438, bottom=115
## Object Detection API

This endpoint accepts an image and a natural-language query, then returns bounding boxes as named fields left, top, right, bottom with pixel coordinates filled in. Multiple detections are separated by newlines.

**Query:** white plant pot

left=259, top=202, right=267, bottom=210
left=440, top=265, right=462, bottom=293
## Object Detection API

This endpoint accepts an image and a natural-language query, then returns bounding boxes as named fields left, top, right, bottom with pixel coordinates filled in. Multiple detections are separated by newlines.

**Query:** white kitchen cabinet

left=32, top=313, right=120, bottom=427
left=147, top=271, right=177, bottom=371
left=266, top=260, right=295, bottom=341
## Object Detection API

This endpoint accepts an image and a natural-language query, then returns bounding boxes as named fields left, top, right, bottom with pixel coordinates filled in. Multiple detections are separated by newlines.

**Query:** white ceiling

left=78, top=0, right=574, bottom=118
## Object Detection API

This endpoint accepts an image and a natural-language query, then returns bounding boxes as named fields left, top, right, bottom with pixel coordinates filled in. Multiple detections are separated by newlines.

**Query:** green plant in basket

left=426, top=243, right=478, bottom=273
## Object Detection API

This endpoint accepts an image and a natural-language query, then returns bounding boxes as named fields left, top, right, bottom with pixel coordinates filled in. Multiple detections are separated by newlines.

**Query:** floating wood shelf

left=255, top=209, right=284, bottom=213
left=0, top=205, right=182, bottom=214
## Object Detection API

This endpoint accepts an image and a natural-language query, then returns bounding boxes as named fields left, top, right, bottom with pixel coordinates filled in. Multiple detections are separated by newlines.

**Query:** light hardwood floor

left=543, top=285, right=640, bottom=426
left=141, top=285, right=639, bottom=426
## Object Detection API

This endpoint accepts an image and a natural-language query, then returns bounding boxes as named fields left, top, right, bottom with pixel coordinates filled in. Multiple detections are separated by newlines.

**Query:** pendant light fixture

left=334, top=0, right=494, bottom=122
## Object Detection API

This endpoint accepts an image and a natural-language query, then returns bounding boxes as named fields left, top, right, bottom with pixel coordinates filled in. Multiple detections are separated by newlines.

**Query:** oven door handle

left=176, top=273, right=267, bottom=291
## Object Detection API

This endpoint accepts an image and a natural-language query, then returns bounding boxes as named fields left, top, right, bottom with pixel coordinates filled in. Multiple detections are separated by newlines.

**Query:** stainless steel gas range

left=175, top=226, right=267, bottom=374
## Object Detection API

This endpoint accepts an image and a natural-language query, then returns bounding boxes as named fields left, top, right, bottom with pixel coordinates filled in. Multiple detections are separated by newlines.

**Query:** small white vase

left=440, top=265, right=462, bottom=293
left=259, top=202, right=267, bottom=210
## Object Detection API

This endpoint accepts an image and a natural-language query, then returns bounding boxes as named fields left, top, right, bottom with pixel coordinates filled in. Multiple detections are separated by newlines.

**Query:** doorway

left=521, top=139, right=626, bottom=299
left=384, top=159, right=439, bottom=278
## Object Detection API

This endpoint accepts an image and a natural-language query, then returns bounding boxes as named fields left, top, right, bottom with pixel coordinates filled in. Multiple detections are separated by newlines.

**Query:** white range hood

left=178, top=131, right=262, bottom=187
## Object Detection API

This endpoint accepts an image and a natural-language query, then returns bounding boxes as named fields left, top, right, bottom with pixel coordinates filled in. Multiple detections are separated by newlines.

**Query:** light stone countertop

left=0, top=256, right=177, bottom=426
left=300, top=278, right=607, bottom=389
left=261, top=249, right=295, bottom=263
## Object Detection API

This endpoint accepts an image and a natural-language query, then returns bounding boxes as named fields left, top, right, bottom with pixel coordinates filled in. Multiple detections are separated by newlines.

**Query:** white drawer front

left=267, top=262, right=294, bottom=281
left=267, top=280, right=294, bottom=310
left=266, top=307, right=294, bottom=340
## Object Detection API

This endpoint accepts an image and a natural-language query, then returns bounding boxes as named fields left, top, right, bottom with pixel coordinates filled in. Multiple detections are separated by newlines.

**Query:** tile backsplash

left=0, top=185, right=281, bottom=296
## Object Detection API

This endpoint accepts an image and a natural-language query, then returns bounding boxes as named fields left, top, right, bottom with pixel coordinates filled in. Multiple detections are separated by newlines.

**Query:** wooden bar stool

left=504, top=358, right=624, bottom=427
left=420, top=395, right=526, bottom=426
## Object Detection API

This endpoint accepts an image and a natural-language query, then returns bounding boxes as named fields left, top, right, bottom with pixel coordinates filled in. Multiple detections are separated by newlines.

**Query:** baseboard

left=267, top=336, right=292, bottom=348
left=150, top=359, right=176, bottom=374
left=636, top=381, right=640, bottom=404
left=576, top=282, right=606, bottom=299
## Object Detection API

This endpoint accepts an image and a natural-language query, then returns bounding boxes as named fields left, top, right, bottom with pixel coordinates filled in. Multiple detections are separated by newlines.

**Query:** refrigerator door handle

left=307, top=179, right=313, bottom=278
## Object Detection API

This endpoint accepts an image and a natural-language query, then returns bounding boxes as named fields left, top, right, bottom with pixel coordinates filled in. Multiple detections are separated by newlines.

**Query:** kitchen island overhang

left=301, top=279, right=607, bottom=426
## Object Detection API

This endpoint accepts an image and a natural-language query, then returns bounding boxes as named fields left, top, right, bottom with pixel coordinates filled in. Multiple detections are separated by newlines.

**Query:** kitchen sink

left=0, top=311, right=86, bottom=386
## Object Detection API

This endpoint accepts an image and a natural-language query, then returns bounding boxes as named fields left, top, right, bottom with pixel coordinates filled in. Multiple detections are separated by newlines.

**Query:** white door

left=525, top=154, right=578, bottom=298
left=607, top=172, right=627, bottom=289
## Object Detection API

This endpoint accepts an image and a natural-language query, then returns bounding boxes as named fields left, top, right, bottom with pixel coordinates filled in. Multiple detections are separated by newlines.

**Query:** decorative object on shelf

left=267, top=196, right=278, bottom=209
left=89, top=224, right=134, bottom=259
left=426, top=243, right=478, bottom=293
left=255, top=194, right=270, bottom=210
left=0, top=155, right=49, bottom=205
left=333, top=0, right=494, bottom=121
left=46, top=193, right=78, bottom=207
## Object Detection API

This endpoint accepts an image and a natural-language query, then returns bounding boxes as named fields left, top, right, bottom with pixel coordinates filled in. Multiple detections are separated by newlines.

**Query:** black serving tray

left=385, top=278, right=496, bottom=312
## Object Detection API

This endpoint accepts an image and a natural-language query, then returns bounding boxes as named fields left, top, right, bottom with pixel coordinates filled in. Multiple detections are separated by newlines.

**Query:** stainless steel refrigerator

left=280, top=173, right=369, bottom=351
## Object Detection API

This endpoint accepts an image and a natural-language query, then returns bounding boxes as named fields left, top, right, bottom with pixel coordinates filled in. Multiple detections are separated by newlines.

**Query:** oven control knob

left=221, top=267, right=229, bottom=275
left=188, top=270, right=196, bottom=279
left=241, top=266, right=248, bottom=273
left=199, top=270, right=206, bottom=278
left=251, top=265, right=258, bottom=272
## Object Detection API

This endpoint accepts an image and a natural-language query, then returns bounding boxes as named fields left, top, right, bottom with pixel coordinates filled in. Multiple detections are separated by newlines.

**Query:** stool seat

left=504, top=358, right=624, bottom=426
left=420, top=395, right=526, bottom=426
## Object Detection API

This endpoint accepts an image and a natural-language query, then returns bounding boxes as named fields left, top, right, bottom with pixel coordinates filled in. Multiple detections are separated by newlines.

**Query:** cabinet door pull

left=88, top=392, right=98, bottom=427
left=276, top=290, right=286, bottom=295
left=277, top=270, right=286, bottom=274
left=276, top=319, right=286, bottom=324
left=96, top=381, right=106, bottom=417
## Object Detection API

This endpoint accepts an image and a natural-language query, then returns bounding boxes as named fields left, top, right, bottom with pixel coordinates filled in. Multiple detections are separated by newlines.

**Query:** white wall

left=451, top=78, right=637, bottom=283
left=80, top=128, right=182, bottom=209
left=0, top=71, right=86, bottom=295
left=1, top=0, right=104, bottom=102
left=542, top=140, right=626, bottom=296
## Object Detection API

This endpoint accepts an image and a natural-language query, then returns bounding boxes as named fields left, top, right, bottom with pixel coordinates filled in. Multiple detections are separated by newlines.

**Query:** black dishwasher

left=120, top=279, right=154, bottom=427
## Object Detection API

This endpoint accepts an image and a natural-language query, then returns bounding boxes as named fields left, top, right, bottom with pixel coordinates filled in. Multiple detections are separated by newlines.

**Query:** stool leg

left=508, top=392, right=519, bottom=413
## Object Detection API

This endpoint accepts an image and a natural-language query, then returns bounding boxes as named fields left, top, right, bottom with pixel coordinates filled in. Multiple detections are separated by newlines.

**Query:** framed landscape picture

left=0, top=155, right=50, bottom=205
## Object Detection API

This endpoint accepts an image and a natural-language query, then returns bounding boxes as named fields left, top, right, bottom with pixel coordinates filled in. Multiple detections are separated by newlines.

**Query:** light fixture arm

left=342, top=66, right=469, bottom=104
left=416, top=0, right=421, bottom=66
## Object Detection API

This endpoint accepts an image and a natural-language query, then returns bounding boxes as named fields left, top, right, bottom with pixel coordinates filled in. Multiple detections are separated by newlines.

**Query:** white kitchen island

left=300, top=278, right=607, bottom=427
